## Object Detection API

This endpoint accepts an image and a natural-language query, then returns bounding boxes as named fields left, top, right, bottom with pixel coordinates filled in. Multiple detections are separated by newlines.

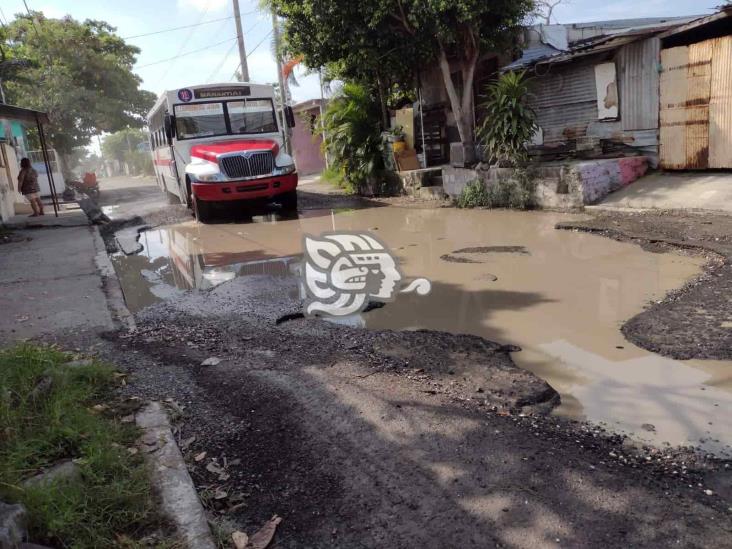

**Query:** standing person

left=17, top=158, right=44, bottom=217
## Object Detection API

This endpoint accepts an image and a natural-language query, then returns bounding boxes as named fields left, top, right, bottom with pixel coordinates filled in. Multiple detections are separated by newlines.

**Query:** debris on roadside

left=232, top=515, right=283, bottom=549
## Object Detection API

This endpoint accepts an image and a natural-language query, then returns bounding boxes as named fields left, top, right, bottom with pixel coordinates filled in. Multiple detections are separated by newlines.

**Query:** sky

left=0, top=0, right=723, bottom=105
left=0, top=0, right=324, bottom=103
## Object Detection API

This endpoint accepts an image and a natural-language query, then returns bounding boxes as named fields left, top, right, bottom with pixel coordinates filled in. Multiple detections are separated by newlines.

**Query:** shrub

left=457, top=169, right=537, bottom=210
left=456, top=179, right=491, bottom=208
left=320, top=83, right=384, bottom=190
left=489, top=168, right=537, bottom=209
left=477, top=71, right=537, bottom=166
left=320, top=165, right=356, bottom=194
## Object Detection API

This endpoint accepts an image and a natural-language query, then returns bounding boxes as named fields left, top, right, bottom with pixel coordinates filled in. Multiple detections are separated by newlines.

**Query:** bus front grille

left=220, top=152, right=274, bottom=179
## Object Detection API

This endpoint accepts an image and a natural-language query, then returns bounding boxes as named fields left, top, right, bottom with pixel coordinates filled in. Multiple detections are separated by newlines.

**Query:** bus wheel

left=279, top=190, right=298, bottom=212
left=194, top=197, right=214, bottom=224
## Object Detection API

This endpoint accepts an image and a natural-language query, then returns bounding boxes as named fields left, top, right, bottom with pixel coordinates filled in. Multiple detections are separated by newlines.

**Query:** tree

left=270, top=2, right=426, bottom=129
left=534, top=0, right=569, bottom=24
left=101, top=128, right=147, bottom=163
left=102, top=128, right=153, bottom=176
left=271, top=0, right=533, bottom=154
left=1, top=12, right=156, bottom=172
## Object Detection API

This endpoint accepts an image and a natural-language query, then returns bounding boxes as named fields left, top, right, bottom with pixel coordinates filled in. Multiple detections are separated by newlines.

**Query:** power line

left=123, top=16, right=236, bottom=40
left=230, top=29, right=273, bottom=80
left=206, top=18, right=262, bottom=83
left=123, top=10, right=259, bottom=40
left=205, top=40, right=237, bottom=83
left=137, top=37, right=238, bottom=69
left=152, top=1, right=213, bottom=85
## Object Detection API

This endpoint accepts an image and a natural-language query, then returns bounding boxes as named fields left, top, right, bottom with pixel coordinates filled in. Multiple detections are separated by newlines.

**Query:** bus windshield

left=174, top=99, right=278, bottom=140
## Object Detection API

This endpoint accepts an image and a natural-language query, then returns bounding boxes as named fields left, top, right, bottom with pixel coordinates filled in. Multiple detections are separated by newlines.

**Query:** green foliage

left=457, top=169, right=537, bottom=210
left=1, top=13, right=156, bottom=155
left=0, top=345, right=164, bottom=548
left=320, top=83, right=384, bottom=189
left=477, top=71, right=538, bottom=166
left=102, top=128, right=146, bottom=161
left=271, top=0, right=534, bottom=145
left=102, top=128, right=154, bottom=175
left=489, top=169, right=537, bottom=209
left=125, top=150, right=154, bottom=176
left=456, top=180, right=491, bottom=208
left=320, top=165, right=356, bottom=194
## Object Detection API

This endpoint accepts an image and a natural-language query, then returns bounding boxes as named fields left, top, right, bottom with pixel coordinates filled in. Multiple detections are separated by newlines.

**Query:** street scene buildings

left=1, top=2, right=731, bottom=548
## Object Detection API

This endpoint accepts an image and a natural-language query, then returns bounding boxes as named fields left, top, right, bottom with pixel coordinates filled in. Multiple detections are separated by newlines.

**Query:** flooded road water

left=111, top=206, right=732, bottom=455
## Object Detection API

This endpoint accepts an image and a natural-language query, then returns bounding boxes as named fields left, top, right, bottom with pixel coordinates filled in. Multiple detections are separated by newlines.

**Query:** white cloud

left=177, top=0, right=229, bottom=12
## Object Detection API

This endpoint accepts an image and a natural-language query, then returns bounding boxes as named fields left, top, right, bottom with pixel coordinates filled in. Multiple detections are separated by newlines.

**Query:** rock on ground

left=0, top=501, right=27, bottom=549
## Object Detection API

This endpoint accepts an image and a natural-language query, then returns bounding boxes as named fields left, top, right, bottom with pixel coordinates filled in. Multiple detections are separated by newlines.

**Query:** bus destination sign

left=194, top=87, right=251, bottom=99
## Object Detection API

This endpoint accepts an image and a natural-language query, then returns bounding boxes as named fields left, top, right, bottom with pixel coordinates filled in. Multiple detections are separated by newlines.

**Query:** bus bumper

left=191, top=174, right=298, bottom=202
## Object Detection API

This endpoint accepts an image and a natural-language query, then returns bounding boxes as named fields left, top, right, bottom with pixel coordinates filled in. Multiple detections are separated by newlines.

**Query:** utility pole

left=271, top=10, right=290, bottom=154
left=319, top=67, right=329, bottom=169
left=233, top=0, right=249, bottom=82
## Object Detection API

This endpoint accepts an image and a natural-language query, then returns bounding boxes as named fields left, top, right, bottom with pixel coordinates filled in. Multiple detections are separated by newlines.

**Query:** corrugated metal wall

left=685, top=40, right=713, bottom=168
left=659, top=46, right=689, bottom=168
left=529, top=63, right=598, bottom=144
left=660, top=35, right=732, bottom=169
left=618, top=38, right=660, bottom=130
left=709, top=36, right=732, bottom=168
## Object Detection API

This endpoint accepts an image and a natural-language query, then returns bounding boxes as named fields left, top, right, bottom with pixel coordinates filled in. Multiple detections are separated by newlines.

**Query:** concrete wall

left=291, top=106, right=326, bottom=176
left=0, top=144, right=21, bottom=223
left=438, top=156, right=649, bottom=210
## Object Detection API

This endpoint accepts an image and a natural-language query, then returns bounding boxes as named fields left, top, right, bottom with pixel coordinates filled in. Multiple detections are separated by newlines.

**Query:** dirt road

left=91, top=178, right=732, bottom=548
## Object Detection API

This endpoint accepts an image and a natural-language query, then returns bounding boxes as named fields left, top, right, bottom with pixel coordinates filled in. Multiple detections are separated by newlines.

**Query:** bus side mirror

left=164, top=114, right=175, bottom=143
left=285, top=106, right=296, bottom=129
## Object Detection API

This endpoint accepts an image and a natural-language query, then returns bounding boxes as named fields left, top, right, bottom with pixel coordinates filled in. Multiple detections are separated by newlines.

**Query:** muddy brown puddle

left=111, top=207, right=732, bottom=455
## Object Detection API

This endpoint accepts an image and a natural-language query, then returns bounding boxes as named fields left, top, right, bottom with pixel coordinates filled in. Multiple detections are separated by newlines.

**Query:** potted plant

left=385, top=125, right=406, bottom=152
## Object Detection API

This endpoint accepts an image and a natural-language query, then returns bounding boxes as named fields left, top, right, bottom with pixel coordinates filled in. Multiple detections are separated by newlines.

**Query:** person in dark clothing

left=17, top=158, right=44, bottom=217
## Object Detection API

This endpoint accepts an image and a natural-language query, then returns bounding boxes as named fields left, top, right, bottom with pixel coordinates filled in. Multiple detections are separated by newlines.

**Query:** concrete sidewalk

left=4, top=207, right=89, bottom=229
left=593, top=171, right=732, bottom=213
left=0, top=225, right=117, bottom=344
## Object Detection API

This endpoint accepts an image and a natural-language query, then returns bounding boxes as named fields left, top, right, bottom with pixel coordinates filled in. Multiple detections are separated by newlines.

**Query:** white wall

left=0, top=144, right=20, bottom=222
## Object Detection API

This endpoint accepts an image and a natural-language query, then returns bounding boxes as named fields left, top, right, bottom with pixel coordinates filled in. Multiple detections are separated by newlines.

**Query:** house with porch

left=0, top=103, right=64, bottom=223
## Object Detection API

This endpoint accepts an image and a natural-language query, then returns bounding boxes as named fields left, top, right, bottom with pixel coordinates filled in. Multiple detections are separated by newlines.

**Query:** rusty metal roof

left=503, top=16, right=708, bottom=72
left=0, top=103, right=50, bottom=125
left=658, top=6, right=732, bottom=39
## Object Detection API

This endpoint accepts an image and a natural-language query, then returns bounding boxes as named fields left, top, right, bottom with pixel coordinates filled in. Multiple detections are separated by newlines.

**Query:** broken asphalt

left=1, top=177, right=731, bottom=548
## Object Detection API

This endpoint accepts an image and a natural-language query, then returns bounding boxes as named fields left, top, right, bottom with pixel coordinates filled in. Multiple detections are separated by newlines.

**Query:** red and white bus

left=147, top=83, right=297, bottom=222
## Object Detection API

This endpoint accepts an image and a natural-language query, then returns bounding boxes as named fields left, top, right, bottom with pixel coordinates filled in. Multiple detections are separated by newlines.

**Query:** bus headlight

left=273, top=164, right=296, bottom=176
left=196, top=173, right=226, bottom=182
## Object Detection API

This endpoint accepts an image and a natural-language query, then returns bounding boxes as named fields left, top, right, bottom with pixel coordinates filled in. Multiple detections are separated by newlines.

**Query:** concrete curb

left=91, top=226, right=136, bottom=332
left=136, top=402, right=216, bottom=549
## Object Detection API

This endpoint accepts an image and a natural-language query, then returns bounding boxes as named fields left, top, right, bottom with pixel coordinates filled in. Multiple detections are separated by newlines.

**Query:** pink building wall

left=291, top=102, right=326, bottom=176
